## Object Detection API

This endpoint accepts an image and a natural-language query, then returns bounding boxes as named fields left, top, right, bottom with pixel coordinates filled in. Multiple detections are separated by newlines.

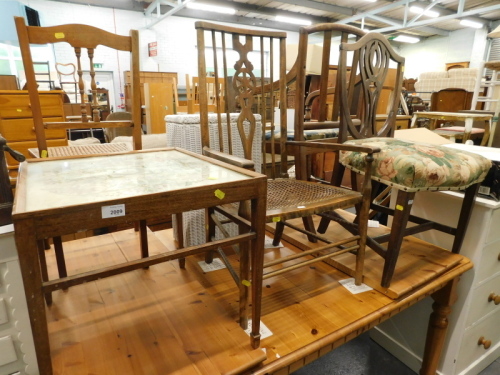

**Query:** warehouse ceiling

left=48, top=0, right=500, bottom=39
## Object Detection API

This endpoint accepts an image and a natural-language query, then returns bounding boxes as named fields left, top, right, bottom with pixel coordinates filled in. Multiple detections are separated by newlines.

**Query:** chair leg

left=37, top=240, right=52, bottom=305
left=272, top=221, right=285, bottom=247
left=381, top=190, right=416, bottom=288
left=451, top=183, right=480, bottom=254
left=302, top=216, right=318, bottom=243
left=317, top=216, right=330, bottom=234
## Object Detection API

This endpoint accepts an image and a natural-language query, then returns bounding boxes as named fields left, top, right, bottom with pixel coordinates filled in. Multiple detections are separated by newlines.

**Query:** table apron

left=21, top=181, right=266, bottom=239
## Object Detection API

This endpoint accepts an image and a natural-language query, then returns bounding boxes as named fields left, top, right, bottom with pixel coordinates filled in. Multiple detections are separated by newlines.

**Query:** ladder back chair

left=15, top=17, right=147, bottom=304
left=55, top=62, right=78, bottom=102
left=314, top=29, right=492, bottom=288
left=15, top=16, right=143, bottom=156
left=191, top=21, right=379, bottom=295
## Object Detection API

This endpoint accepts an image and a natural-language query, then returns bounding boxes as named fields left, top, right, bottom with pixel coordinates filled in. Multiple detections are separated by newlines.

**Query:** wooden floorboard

left=41, top=219, right=464, bottom=375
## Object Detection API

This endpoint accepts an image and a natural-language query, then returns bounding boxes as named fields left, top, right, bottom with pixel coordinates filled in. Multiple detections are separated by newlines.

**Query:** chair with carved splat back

left=309, top=28, right=492, bottom=288
left=176, top=22, right=380, bottom=297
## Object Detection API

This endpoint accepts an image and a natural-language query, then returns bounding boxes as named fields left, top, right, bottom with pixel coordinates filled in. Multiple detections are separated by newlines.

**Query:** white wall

left=12, top=0, right=300, bottom=105
left=397, top=27, right=489, bottom=79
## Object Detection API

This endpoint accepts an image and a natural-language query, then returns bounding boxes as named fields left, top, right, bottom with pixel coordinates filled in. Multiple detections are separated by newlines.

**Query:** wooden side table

left=12, top=148, right=267, bottom=375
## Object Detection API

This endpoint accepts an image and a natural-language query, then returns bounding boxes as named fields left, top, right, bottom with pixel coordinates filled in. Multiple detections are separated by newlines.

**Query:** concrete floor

left=291, top=330, right=500, bottom=375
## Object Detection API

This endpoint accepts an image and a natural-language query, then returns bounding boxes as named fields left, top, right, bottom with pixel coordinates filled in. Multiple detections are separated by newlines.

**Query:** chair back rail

left=196, top=21, right=288, bottom=179
left=15, top=17, right=142, bottom=154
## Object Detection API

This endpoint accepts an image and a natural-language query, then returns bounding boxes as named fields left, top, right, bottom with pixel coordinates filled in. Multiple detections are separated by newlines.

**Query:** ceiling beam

left=338, top=0, right=417, bottom=25
left=375, top=3, right=500, bottom=34
left=276, top=0, right=354, bottom=16
left=172, top=9, right=306, bottom=32
left=145, top=0, right=333, bottom=29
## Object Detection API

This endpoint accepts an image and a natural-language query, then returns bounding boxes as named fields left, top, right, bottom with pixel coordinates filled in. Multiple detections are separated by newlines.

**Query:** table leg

left=463, top=118, right=473, bottom=144
left=410, top=114, right=418, bottom=128
left=15, top=219, right=53, bottom=374
left=419, top=277, right=460, bottom=375
left=250, top=189, right=266, bottom=349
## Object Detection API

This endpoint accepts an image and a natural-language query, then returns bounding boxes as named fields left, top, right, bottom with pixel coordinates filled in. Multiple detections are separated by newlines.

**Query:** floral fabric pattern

left=339, top=138, right=492, bottom=192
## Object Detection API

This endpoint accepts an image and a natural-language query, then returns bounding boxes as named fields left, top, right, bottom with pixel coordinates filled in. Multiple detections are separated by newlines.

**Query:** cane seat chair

left=312, top=29, right=492, bottom=288
left=184, top=21, right=379, bottom=294
left=15, top=17, right=147, bottom=303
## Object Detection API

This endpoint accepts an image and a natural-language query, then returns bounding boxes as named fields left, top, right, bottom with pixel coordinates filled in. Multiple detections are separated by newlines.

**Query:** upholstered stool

left=338, top=137, right=491, bottom=287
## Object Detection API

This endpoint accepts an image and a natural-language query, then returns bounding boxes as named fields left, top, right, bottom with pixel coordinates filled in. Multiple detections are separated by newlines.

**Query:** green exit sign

left=93, top=63, right=103, bottom=69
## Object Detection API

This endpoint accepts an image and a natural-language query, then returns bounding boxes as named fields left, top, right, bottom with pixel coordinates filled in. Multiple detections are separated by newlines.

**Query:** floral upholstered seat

left=340, top=138, right=492, bottom=192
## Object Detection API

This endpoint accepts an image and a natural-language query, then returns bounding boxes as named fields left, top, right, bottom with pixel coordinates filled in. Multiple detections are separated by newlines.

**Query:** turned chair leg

left=381, top=190, right=416, bottom=288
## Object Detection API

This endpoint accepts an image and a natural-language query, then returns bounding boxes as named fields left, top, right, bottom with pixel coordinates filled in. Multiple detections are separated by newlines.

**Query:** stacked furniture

left=0, top=89, right=67, bottom=183
left=414, top=68, right=477, bottom=101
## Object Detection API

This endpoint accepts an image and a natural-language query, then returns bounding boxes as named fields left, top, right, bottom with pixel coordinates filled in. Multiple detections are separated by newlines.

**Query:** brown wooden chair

left=15, top=17, right=147, bottom=304
left=0, top=134, right=25, bottom=226
left=183, top=21, right=379, bottom=302
left=186, top=75, right=225, bottom=114
left=312, top=29, right=492, bottom=288
left=15, top=16, right=142, bottom=156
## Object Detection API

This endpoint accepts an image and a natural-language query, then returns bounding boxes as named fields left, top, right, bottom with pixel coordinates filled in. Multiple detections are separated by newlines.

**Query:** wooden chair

left=15, top=17, right=147, bottom=304
left=313, top=29, right=492, bottom=288
left=55, top=62, right=78, bottom=102
left=185, top=21, right=379, bottom=302
left=186, top=74, right=225, bottom=114
left=15, top=16, right=143, bottom=156
left=0, top=134, right=25, bottom=226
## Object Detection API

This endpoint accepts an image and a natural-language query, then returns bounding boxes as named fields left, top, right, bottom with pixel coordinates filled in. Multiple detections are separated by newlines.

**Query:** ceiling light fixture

left=392, top=35, right=420, bottom=44
left=186, top=2, right=236, bottom=15
left=460, top=19, right=484, bottom=29
left=364, top=0, right=377, bottom=3
left=409, top=6, right=440, bottom=18
left=275, top=15, right=312, bottom=26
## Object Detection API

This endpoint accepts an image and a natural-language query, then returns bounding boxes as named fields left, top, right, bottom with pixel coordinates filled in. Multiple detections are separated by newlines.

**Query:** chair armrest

left=44, top=120, right=133, bottom=129
left=203, top=147, right=255, bottom=170
left=287, top=140, right=380, bottom=155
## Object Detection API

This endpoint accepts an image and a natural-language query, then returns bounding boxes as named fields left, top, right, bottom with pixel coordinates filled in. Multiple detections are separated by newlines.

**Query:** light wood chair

left=310, top=28, right=492, bottom=288
left=186, top=74, right=225, bottom=114
left=15, top=17, right=147, bottom=304
left=55, top=62, right=78, bottom=102
left=15, top=16, right=143, bottom=156
left=181, top=21, right=379, bottom=301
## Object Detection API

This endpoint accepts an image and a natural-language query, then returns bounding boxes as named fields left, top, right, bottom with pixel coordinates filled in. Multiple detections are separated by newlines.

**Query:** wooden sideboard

left=0, top=90, right=67, bottom=183
left=371, top=191, right=500, bottom=375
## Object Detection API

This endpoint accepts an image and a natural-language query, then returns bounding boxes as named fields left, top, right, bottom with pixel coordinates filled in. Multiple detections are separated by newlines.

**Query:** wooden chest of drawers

left=371, top=191, right=500, bottom=375
left=0, top=225, right=38, bottom=374
left=0, top=90, right=67, bottom=182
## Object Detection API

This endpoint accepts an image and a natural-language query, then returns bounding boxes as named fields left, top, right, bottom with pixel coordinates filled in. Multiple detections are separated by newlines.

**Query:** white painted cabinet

left=0, top=225, right=38, bottom=375
left=371, top=191, right=500, bottom=375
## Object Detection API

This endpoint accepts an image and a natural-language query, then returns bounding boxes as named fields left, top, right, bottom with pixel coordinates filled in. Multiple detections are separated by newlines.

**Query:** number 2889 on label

left=102, top=204, right=126, bottom=218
